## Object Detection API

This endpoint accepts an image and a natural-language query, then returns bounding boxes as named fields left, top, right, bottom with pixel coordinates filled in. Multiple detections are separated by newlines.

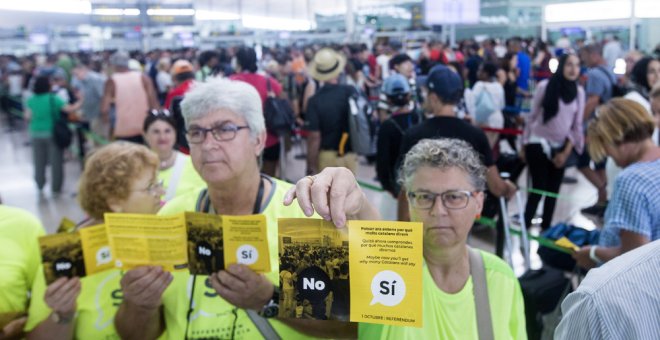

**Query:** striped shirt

left=555, top=240, right=660, bottom=340
left=599, top=159, right=660, bottom=247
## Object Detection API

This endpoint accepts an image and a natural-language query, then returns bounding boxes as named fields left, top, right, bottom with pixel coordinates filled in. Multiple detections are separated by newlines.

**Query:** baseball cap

left=425, top=64, right=463, bottom=104
left=171, top=59, right=194, bottom=76
left=381, top=74, right=411, bottom=96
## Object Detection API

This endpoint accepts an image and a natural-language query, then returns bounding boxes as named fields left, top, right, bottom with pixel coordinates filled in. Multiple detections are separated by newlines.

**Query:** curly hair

left=78, top=142, right=159, bottom=220
left=399, top=138, right=487, bottom=192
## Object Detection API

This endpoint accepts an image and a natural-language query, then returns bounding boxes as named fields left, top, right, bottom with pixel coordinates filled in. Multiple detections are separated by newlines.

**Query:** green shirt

left=157, top=177, right=314, bottom=340
left=25, top=269, right=124, bottom=340
left=0, top=206, right=45, bottom=321
left=359, top=250, right=527, bottom=340
left=27, top=94, right=65, bottom=138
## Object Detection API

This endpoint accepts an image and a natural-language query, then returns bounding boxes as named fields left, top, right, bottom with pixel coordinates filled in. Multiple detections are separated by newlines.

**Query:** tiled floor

left=0, top=117, right=602, bottom=276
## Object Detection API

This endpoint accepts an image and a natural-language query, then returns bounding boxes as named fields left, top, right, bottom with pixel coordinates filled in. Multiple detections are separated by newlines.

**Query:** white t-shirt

left=156, top=71, right=172, bottom=93
left=377, top=54, right=391, bottom=80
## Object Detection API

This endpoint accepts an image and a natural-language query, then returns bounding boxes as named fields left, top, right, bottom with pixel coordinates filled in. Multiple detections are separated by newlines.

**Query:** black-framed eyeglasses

left=185, top=123, right=250, bottom=144
left=407, top=190, right=477, bottom=210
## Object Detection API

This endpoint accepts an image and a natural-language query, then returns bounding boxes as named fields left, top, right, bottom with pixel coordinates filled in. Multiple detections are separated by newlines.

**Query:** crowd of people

left=0, top=32, right=659, bottom=340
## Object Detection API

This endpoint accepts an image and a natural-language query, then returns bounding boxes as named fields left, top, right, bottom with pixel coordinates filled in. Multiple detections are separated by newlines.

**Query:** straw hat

left=309, top=48, right=346, bottom=81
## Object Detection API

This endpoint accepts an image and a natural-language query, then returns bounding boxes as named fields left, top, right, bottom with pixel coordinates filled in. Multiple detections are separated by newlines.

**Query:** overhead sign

left=424, top=0, right=480, bottom=25
left=90, top=3, right=195, bottom=27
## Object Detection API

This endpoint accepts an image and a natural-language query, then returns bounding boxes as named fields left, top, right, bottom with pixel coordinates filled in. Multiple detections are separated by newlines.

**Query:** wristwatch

left=258, top=286, right=280, bottom=318
left=589, top=246, right=604, bottom=265
left=51, top=311, right=75, bottom=325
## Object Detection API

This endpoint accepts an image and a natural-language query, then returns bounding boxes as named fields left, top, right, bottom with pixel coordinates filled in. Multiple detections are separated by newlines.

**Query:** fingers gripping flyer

left=278, top=218, right=423, bottom=327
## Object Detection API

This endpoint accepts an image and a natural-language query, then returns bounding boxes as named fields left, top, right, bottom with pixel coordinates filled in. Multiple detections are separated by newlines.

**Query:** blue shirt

left=599, top=159, right=660, bottom=247
left=585, top=66, right=615, bottom=108
left=555, top=240, right=660, bottom=340
left=516, top=51, right=531, bottom=91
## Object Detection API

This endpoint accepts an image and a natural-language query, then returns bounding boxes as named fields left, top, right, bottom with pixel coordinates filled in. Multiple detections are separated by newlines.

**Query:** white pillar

left=346, top=0, right=356, bottom=41
left=630, top=0, right=636, bottom=50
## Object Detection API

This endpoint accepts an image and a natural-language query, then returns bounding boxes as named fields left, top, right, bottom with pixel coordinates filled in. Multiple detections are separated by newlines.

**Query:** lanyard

left=198, top=176, right=265, bottom=214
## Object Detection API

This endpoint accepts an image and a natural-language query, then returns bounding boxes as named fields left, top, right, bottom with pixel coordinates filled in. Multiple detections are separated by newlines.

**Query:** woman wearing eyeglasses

left=143, top=113, right=205, bottom=202
left=289, top=138, right=526, bottom=339
left=25, top=142, right=165, bottom=340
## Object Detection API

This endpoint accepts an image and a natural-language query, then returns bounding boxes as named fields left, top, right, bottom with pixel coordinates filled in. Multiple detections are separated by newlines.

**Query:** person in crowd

left=396, top=65, right=515, bottom=221
left=651, top=83, right=660, bottom=144
left=25, top=142, right=165, bottom=340
left=507, top=37, right=531, bottom=98
left=377, top=53, right=420, bottom=119
left=164, top=59, right=195, bottom=110
left=578, top=43, right=618, bottom=216
left=101, top=51, right=160, bottom=144
left=499, top=52, right=522, bottom=151
left=142, top=112, right=205, bottom=201
left=522, top=53, right=585, bottom=231
left=556, top=240, right=660, bottom=340
left=305, top=48, right=359, bottom=175
left=72, top=56, right=108, bottom=146
left=376, top=43, right=393, bottom=81
left=292, top=138, right=526, bottom=339
left=376, top=74, right=421, bottom=198
left=195, top=50, right=219, bottom=82
left=25, top=75, right=81, bottom=195
left=114, top=78, right=365, bottom=339
left=155, top=58, right=172, bottom=105
left=624, top=56, right=660, bottom=117
left=230, top=46, right=284, bottom=178
left=0, top=204, right=45, bottom=340
left=464, top=43, right=483, bottom=88
left=533, top=41, right=553, bottom=81
left=466, top=61, right=505, bottom=148
left=603, top=35, right=623, bottom=71
left=622, top=50, right=644, bottom=88
left=572, top=99, right=659, bottom=269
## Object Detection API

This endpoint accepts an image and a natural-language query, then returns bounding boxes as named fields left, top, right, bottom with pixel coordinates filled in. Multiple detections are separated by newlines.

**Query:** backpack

left=474, top=86, right=497, bottom=124
left=347, top=89, right=373, bottom=156
left=594, top=66, right=627, bottom=100
left=264, top=78, right=295, bottom=136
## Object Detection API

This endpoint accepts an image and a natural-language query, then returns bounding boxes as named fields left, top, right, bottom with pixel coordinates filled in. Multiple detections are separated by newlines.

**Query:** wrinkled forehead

left=187, top=109, right=245, bottom=128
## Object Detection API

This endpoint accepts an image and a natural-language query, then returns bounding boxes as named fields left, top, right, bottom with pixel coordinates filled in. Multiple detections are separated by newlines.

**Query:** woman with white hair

left=289, top=138, right=526, bottom=339
left=115, top=78, right=371, bottom=339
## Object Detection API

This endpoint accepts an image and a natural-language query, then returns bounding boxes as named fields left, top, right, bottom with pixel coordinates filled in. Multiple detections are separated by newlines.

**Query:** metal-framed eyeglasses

left=134, top=179, right=165, bottom=195
left=407, top=190, right=477, bottom=210
left=185, top=123, right=250, bottom=144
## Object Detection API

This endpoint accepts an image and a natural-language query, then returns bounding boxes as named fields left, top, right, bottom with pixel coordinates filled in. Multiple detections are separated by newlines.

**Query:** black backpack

left=264, top=78, right=295, bottom=136
left=594, top=66, right=627, bottom=100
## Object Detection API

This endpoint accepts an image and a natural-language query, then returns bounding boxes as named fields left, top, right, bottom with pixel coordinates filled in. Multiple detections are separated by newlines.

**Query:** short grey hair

left=399, top=138, right=487, bottom=191
left=110, top=51, right=129, bottom=68
left=180, top=77, right=265, bottom=140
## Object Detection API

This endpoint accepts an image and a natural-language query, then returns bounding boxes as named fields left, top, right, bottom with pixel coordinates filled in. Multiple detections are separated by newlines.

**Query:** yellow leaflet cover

left=278, top=218, right=349, bottom=320
left=38, top=232, right=86, bottom=284
left=56, top=217, right=76, bottom=233
left=79, top=224, right=114, bottom=275
left=185, top=212, right=224, bottom=275
left=349, top=220, right=423, bottom=327
left=555, top=236, right=580, bottom=252
left=222, top=214, right=270, bottom=273
left=104, top=213, right=188, bottom=271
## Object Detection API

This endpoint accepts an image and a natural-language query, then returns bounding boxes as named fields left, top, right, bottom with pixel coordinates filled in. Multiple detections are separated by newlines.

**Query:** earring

left=475, top=213, right=481, bottom=220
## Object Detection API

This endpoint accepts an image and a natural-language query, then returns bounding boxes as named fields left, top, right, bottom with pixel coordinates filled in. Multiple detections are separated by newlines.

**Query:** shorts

left=576, top=145, right=606, bottom=170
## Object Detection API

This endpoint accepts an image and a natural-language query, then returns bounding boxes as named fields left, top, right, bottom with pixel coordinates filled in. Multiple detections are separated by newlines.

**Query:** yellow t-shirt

left=0, top=206, right=45, bottom=321
left=25, top=268, right=123, bottom=339
left=158, top=152, right=206, bottom=201
left=359, top=251, right=527, bottom=340
left=157, top=176, right=314, bottom=340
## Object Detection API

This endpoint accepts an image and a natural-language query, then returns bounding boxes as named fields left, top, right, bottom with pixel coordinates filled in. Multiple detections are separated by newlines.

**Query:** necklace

left=159, top=151, right=176, bottom=170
